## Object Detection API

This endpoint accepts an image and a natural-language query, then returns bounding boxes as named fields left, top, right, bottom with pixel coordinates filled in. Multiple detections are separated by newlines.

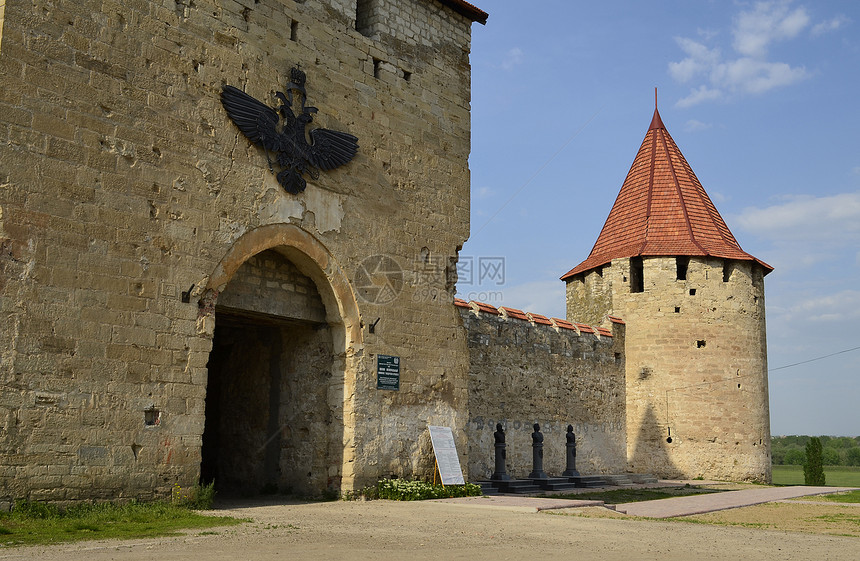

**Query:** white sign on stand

left=428, top=425, right=465, bottom=485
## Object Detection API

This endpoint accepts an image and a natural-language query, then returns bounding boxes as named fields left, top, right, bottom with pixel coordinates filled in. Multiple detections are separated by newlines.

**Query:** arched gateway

left=198, top=224, right=362, bottom=496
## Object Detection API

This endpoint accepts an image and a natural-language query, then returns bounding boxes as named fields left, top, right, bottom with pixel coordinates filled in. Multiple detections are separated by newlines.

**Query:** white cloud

left=772, top=289, right=860, bottom=323
left=812, top=15, right=849, bottom=36
left=476, top=186, right=494, bottom=199
left=667, top=1, right=840, bottom=106
left=683, top=119, right=713, bottom=132
left=668, top=38, right=721, bottom=83
left=735, top=192, right=860, bottom=241
left=676, top=85, right=723, bottom=108
left=732, top=1, right=810, bottom=58
left=711, top=58, right=808, bottom=94
left=499, top=47, right=524, bottom=70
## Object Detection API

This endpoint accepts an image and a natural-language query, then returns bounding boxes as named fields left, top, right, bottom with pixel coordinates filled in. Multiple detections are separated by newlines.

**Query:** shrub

left=803, top=437, right=826, bottom=486
left=171, top=482, right=216, bottom=510
left=375, top=479, right=482, bottom=501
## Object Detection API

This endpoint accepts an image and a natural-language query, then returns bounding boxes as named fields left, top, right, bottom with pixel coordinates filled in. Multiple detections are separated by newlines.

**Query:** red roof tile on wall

left=550, top=318, right=577, bottom=331
left=454, top=298, right=470, bottom=308
left=435, top=0, right=488, bottom=24
left=499, top=306, right=529, bottom=321
left=527, top=312, right=553, bottom=326
left=608, top=315, right=626, bottom=325
left=561, top=107, right=772, bottom=280
left=472, top=301, right=500, bottom=315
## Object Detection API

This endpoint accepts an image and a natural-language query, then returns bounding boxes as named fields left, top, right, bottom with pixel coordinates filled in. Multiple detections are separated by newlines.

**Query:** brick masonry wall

left=217, top=249, right=327, bottom=323
left=459, top=307, right=628, bottom=480
left=0, top=0, right=475, bottom=500
left=567, top=256, right=771, bottom=482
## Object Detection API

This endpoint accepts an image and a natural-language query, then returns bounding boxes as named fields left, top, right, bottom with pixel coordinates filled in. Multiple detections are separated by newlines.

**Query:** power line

left=769, top=345, right=860, bottom=372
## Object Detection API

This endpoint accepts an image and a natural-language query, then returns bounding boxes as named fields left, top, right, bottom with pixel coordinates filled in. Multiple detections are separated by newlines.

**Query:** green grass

left=539, top=486, right=722, bottom=504
left=0, top=500, right=244, bottom=547
left=772, top=465, right=860, bottom=487
left=818, top=490, right=860, bottom=503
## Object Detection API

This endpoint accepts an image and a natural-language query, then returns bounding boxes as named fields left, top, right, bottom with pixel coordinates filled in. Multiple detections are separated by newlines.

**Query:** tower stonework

left=0, top=0, right=487, bottom=502
left=563, top=108, right=772, bottom=482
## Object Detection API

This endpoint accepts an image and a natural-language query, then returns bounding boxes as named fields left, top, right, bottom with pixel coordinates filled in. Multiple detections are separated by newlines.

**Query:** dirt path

left=1, top=498, right=857, bottom=561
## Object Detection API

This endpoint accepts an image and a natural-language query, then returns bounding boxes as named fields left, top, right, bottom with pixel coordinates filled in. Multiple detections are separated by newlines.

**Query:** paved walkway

left=431, top=495, right=604, bottom=513
left=435, top=485, right=858, bottom=518
left=614, top=486, right=856, bottom=518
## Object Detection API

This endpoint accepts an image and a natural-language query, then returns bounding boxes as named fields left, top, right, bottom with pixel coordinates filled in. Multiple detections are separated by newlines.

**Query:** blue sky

left=458, top=0, right=860, bottom=436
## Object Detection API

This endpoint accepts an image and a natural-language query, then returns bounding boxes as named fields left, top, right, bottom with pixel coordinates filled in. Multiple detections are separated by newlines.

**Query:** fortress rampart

left=456, top=299, right=628, bottom=479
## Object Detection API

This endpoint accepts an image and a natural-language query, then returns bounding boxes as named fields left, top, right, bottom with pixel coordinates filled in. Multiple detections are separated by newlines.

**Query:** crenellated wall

left=457, top=300, right=628, bottom=480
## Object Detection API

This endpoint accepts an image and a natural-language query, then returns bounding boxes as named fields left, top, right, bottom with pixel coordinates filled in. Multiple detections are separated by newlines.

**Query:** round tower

left=562, top=104, right=772, bottom=482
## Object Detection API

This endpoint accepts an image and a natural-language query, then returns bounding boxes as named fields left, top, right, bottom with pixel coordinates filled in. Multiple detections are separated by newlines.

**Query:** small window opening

left=674, top=306, right=680, bottom=313
left=614, top=352, right=622, bottom=365
left=356, top=0, right=374, bottom=37
left=722, top=260, right=733, bottom=282
left=290, top=20, right=298, bottom=41
left=402, top=69, right=411, bottom=82
left=372, top=57, right=381, bottom=79
left=144, top=408, right=161, bottom=426
left=689, top=288, right=696, bottom=296
left=696, top=340, right=706, bottom=348
left=676, top=256, right=689, bottom=281
left=630, top=256, right=644, bottom=293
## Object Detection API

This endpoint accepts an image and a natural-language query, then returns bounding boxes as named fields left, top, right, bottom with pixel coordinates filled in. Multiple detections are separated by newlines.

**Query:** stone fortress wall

left=457, top=300, right=628, bottom=480
left=0, top=0, right=481, bottom=501
left=566, top=255, right=771, bottom=482
left=0, top=0, right=772, bottom=504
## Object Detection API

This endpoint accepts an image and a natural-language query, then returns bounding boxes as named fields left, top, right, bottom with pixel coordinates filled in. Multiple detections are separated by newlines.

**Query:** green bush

left=846, top=447, right=860, bottom=466
left=171, top=481, right=216, bottom=510
left=804, top=437, right=826, bottom=486
left=375, top=479, right=482, bottom=501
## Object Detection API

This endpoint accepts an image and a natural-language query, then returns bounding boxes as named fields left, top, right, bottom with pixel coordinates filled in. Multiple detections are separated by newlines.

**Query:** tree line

left=772, top=435, right=860, bottom=466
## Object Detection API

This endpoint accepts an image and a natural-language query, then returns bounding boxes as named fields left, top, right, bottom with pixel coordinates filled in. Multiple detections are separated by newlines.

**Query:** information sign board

left=428, top=425, right=465, bottom=485
left=377, top=355, right=400, bottom=391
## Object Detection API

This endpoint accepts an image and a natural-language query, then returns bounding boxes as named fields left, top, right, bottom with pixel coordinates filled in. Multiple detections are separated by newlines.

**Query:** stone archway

left=199, top=224, right=362, bottom=495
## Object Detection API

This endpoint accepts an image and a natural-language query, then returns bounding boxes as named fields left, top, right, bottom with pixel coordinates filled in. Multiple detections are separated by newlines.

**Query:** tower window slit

left=630, top=256, right=643, bottom=293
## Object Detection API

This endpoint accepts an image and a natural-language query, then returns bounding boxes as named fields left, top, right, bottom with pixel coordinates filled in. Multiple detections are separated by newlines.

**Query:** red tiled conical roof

left=561, top=107, right=771, bottom=280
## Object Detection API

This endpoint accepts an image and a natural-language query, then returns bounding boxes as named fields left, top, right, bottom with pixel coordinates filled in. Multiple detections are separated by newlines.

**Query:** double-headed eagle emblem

left=221, top=66, right=359, bottom=194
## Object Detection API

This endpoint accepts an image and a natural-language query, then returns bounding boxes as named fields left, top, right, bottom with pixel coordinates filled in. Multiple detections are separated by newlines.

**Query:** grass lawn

left=0, top=500, right=244, bottom=548
left=540, top=486, right=722, bottom=504
left=772, top=465, right=860, bottom=487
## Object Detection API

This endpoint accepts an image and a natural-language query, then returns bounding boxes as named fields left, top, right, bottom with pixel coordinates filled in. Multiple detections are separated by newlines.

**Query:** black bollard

left=528, top=423, right=548, bottom=479
left=491, top=423, right=511, bottom=480
left=562, top=424, right=580, bottom=476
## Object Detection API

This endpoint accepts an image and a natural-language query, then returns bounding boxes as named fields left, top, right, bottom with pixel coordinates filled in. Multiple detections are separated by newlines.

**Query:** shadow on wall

left=628, top=404, right=682, bottom=478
